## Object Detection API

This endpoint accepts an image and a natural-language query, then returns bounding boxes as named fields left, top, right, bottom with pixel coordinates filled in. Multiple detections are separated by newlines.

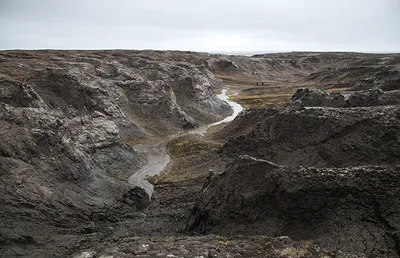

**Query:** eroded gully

left=128, top=88, right=244, bottom=197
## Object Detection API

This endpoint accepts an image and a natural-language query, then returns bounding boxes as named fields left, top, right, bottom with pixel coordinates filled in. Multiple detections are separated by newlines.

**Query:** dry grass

left=215, top=88, right=223, bottom=95
left=150, top=135, right=222, bottom=184
left=276, top=246, right=309, bottom=257
left=167, top=135, right=221, bottom=157
left=274, top=241, right=313, bottom=258
left=215, top=72, right=350, bottom=109
left=215, top=73, right=300, bottom=108
left=230, top=93, right=293, bottom=109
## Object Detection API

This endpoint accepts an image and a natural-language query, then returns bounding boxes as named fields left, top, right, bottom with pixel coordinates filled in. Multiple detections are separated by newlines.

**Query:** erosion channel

left=128, top=88, right=244, bottom=197
left=2, top=50, right=400, bottom=257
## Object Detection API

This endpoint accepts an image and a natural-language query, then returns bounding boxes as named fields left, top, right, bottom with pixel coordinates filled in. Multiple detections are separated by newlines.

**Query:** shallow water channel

left=128, top=88, right=244, bottom=197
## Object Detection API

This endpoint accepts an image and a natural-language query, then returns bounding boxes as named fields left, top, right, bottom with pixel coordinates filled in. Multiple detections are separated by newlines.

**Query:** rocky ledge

left=223, top=95, right=400, bottom=167
left=188, top=88, right=400, bottom=257
left=188, top=156, right=400, bottom=257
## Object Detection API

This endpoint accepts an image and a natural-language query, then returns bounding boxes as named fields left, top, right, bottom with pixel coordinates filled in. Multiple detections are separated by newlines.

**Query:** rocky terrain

left=214, top=52, right=400, bottom=108
left=0, top=50, right=231, bottom=258
left=188, top=157, right=400, bottom=257
left=189, top=88, right=400, bottom=257
left=222, top=100, right=400, bottom=167
left=0, top=50, right=400, bottom=257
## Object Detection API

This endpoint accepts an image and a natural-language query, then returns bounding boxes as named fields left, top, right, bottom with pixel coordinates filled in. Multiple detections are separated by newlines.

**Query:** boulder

left=188, top=155, right=400, bottom=257
left=122, top=187, right=151, bottom=210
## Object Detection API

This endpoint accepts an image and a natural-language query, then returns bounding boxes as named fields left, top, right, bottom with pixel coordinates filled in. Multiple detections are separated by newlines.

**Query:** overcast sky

left=1, top=0, right=399, bottom=53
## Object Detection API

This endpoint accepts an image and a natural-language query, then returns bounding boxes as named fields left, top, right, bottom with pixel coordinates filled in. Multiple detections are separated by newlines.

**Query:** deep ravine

left=128, top=87, right=244, bottom=197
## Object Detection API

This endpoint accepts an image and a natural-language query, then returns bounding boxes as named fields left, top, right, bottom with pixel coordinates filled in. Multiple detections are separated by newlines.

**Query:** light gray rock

left=72, top=251, right=97, bottom=258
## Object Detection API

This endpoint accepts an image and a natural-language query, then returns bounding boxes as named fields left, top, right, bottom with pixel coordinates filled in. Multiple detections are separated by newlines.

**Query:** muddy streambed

left=128, top=88, right=244, bottom=197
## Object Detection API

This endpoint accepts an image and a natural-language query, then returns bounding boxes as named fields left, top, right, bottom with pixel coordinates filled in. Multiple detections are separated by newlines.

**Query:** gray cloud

left=1, top=0, right=399, bottom=52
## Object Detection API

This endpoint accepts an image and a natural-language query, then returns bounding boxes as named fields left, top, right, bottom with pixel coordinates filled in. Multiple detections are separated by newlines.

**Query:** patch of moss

left=168, top=135, right=221, bottom=157
left=150, top=135, right=222, bottom=184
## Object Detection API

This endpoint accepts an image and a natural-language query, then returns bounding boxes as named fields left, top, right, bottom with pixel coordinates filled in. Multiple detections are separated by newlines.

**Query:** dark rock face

left=122, top=187, right=150, bottom=209
left=223, top=105, right=400, bottom=167
left=208, top=58, right=240, bottom=73
left=0, top=50, right=232, bottom=137
left=0, top=79, right=45, bottom=108
left=212, top=108, right=281, bottom=142
left=188, top=156, right=400, bottom=257
left=0, top=50, right=232, bottom=223
left=292, top=88, right=400, bottom=108
left=0, top=102, right=146, bottom=220
left=0, top=50, right=232, bottom=257
left=189, top=87, right=400, bottom=257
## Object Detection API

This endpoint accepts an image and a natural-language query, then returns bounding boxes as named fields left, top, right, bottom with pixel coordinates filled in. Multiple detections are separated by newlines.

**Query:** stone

left=122, top=187, right=151, bottom=210
left=72, top=251, right=97, bottom=258
left=136, top=243, right=150, bottom=254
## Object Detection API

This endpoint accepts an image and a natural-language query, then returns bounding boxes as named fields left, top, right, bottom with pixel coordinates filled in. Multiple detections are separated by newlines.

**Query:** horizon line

left=0, top=48, right=399, bottom=55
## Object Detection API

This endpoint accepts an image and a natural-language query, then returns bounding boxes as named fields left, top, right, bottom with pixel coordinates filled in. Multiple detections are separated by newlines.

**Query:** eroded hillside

left=189, top=89, right=400, bottom=257
left=1, top=50, right=400, bottom=257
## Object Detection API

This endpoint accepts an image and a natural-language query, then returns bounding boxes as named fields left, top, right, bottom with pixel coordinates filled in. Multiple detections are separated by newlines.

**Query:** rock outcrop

left=0, top=50, right=232, bottom=137
left=0, top=50, right=232, bottom=221
left=223, top=103, right=400, bottom=167
left=2, top=50, right=400, bottom=257
left=189, top=87, right=400, bottom=257
left=188, top=156, right=400, bottom=257
left=0, top=100, right=147, bottom=218
left=292, top=88, right=400, bottom=108
left=0, top=50, right=232, bottom=257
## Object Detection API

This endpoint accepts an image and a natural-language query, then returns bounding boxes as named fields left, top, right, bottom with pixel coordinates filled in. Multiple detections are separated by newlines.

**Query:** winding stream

left=128, top=88, right=244, bottom=197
